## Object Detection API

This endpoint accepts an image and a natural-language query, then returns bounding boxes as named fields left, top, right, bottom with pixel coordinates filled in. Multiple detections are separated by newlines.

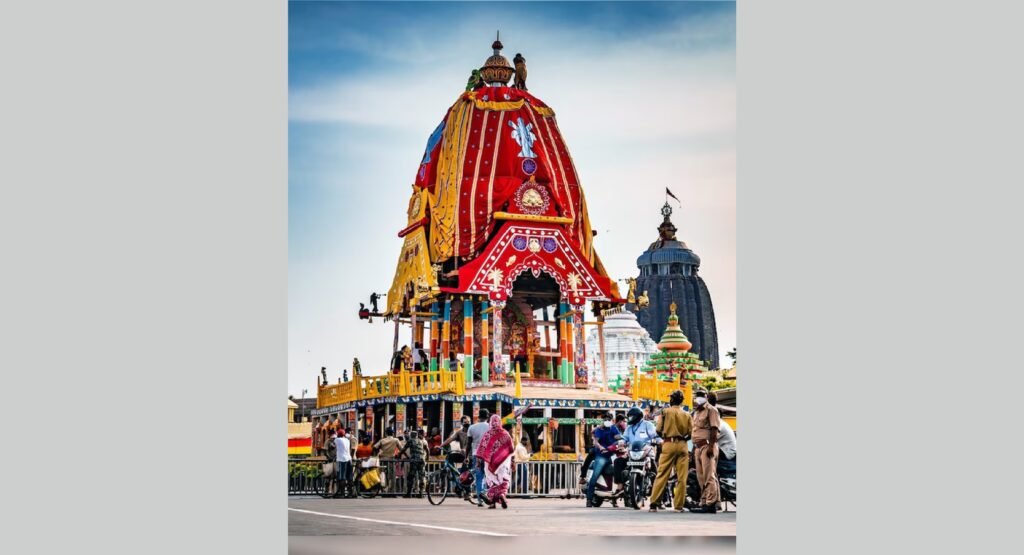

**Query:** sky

left=288, top=1, right=736, bottom=399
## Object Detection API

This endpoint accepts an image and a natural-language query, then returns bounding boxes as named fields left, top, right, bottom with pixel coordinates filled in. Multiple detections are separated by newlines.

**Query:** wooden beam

left=493, top=211, right=574, bottom=225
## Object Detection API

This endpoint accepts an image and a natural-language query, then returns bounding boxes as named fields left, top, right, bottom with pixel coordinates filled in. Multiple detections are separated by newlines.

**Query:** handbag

left=322, top=462, right=336, bottom=476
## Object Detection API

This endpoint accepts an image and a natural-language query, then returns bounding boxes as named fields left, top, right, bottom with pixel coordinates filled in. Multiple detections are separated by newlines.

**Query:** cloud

left=289, top=8, right=736, bottom=144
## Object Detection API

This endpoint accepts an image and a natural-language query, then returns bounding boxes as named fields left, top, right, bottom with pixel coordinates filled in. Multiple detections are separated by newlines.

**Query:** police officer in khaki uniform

left=649, top=390, right=692, bottom=512
left=689, top=390, right=721, bottom=513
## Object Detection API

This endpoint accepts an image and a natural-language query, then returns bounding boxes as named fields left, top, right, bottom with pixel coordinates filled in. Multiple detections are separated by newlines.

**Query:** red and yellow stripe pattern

left=288, top=437, right=312, bottom=456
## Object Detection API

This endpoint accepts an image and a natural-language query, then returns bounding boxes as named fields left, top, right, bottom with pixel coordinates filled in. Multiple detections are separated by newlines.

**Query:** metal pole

left=392, top=314, right=400, bottom=354
left=463, top=298, right=474, bottom=384
left=597, top=317, right=608, bottom=393
left=480, top=299, right=490, bottom=384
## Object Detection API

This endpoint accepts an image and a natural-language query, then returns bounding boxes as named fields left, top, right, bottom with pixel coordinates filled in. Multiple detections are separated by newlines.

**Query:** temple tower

left=634, top=203, right=720, bottom=369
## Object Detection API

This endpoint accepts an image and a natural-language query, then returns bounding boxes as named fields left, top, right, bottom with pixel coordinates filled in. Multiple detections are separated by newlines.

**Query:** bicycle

left=352, top=457, right=385, bottom=499
left=425, top=449, right=472, bottom=505
left=318, top=463, right=348, bottom=499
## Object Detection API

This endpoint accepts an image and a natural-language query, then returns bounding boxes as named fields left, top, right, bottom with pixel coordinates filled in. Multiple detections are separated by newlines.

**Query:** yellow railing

left=317, top=369, right=464, bottom=408
left=632, top=371, right=692, bottom=404
left=317, top=379, right=357, bottom=408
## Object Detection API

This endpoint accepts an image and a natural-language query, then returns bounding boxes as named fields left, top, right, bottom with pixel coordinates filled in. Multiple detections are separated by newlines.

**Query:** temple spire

left=658, top=202, right=678, bottom=241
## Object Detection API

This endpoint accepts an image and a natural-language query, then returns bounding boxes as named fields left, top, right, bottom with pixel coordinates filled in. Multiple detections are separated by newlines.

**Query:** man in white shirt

left=334, top=429, right=353, bottom=497
left=718, top=421, right=737, bottom=460
left=467, top=409, right=491, bottom=506
left=708, top=393, right=736, bottom=475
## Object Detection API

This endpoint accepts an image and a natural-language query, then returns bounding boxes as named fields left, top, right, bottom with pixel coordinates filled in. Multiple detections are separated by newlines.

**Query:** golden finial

left=670, top=302, right=677, bottom=315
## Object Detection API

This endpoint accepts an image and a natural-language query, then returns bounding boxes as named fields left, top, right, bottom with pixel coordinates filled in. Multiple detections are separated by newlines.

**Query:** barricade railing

left=288, top=458, right=582, bottom=498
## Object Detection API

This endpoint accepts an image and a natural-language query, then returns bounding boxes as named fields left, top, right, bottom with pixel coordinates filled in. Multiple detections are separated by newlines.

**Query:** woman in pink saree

left=476, top=414, right=514, bottom=509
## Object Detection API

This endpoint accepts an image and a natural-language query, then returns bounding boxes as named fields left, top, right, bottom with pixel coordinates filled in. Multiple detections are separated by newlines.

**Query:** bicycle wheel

left=426, top=470, right=449, bottom=505
left=358, top=472, right=381, bottom=499
left=319, top=476, right=334, bottom=499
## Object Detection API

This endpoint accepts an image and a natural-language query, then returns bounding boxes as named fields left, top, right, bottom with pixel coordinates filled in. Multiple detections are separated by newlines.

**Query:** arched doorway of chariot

left=502, top=268, right=568, bottom=381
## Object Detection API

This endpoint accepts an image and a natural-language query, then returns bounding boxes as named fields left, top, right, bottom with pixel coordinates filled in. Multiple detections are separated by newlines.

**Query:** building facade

left=585, top=309, right=659, bottom=390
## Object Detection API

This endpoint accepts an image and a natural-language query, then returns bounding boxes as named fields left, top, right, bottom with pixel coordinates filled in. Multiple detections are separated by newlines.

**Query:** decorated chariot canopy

left=387, top=37, right=621, bottom=316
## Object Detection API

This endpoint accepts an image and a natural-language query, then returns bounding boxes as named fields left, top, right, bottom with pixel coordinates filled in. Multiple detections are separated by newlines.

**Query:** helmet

left=627, top=407, right=644, bottom=425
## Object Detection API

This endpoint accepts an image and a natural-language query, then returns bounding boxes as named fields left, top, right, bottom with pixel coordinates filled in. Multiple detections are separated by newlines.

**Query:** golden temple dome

left=480, top=34, right=513, bottom=86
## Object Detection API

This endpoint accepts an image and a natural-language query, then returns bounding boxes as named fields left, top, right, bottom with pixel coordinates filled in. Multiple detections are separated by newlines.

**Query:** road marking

left=287, top=507, right=513, bottom=536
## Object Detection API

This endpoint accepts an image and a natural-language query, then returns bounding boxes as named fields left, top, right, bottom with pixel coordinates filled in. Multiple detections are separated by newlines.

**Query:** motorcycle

left=623, top=439, right=659, bottom=510
left=686, top=455, right=737, bottom=510
left=583, top=440, right=628, bottom=507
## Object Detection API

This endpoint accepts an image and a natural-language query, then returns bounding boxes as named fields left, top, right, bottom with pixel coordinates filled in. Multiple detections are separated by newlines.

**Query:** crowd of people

left=578, top=389, right=737, bottom=513
left=317, top=390, right=735, bottom=515
left=319, top=409, right=530, bottom=509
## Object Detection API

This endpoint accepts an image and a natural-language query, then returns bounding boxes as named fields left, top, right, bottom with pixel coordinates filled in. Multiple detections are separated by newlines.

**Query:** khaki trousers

left=650, top=440, right=689, bottom=510
left=694, top=443, right=720, bottom=505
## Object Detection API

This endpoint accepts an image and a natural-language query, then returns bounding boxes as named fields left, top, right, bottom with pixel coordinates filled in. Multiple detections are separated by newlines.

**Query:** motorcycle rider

left=578, top=412, right=619, bottom=487
left=649, top=390, right=692, bottom=512
left=624, top=406, right=659, bottom=446
left=585, top=411, right=621, bottom=508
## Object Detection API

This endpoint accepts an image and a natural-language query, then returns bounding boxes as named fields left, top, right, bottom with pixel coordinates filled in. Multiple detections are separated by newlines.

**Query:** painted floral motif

left=487, top=267, right=504, bottom=287
left=567, top=272, right=582, bottom=294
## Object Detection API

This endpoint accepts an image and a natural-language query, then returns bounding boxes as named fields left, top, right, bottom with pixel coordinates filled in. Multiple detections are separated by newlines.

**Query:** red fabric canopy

left=415, top=86, right=593, bottom=262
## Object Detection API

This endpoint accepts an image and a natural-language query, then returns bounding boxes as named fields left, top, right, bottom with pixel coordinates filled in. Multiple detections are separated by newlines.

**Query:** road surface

left=288, top=496, right=736, bottom=537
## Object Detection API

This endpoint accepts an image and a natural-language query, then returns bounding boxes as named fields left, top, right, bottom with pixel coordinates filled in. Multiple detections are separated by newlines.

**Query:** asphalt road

left=288, top=496, right=736, bottom=537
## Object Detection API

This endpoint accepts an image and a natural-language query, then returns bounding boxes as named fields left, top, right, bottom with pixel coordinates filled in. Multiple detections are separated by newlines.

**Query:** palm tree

left=726, top=348, right=736, bottom=365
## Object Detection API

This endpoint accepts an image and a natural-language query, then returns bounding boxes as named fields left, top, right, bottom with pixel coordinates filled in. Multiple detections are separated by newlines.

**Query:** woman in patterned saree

left=476, top=414, right=514, bottom=509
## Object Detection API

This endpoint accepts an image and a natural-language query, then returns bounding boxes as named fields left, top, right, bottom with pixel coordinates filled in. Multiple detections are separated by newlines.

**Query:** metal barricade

left=288, top=459, right=327, bottom=495
left=374, top=458, right=443, bottom=496
left=288, top=458, right=583, bottom=498
left=507, top=460, right=583, bottom=498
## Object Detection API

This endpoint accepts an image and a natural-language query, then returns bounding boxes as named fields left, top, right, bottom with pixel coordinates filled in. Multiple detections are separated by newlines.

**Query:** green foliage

left=699, top=377, right=735, bottom=391
left=289, top=462, right=323, bottom=479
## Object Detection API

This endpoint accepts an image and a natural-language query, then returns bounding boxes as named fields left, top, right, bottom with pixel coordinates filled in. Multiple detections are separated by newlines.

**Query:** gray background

left=2, top=1, right=1022, bottom=554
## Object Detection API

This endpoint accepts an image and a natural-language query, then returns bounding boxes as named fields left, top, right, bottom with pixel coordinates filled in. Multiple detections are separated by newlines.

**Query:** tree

left=726, top=347, right=737, bottom=365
